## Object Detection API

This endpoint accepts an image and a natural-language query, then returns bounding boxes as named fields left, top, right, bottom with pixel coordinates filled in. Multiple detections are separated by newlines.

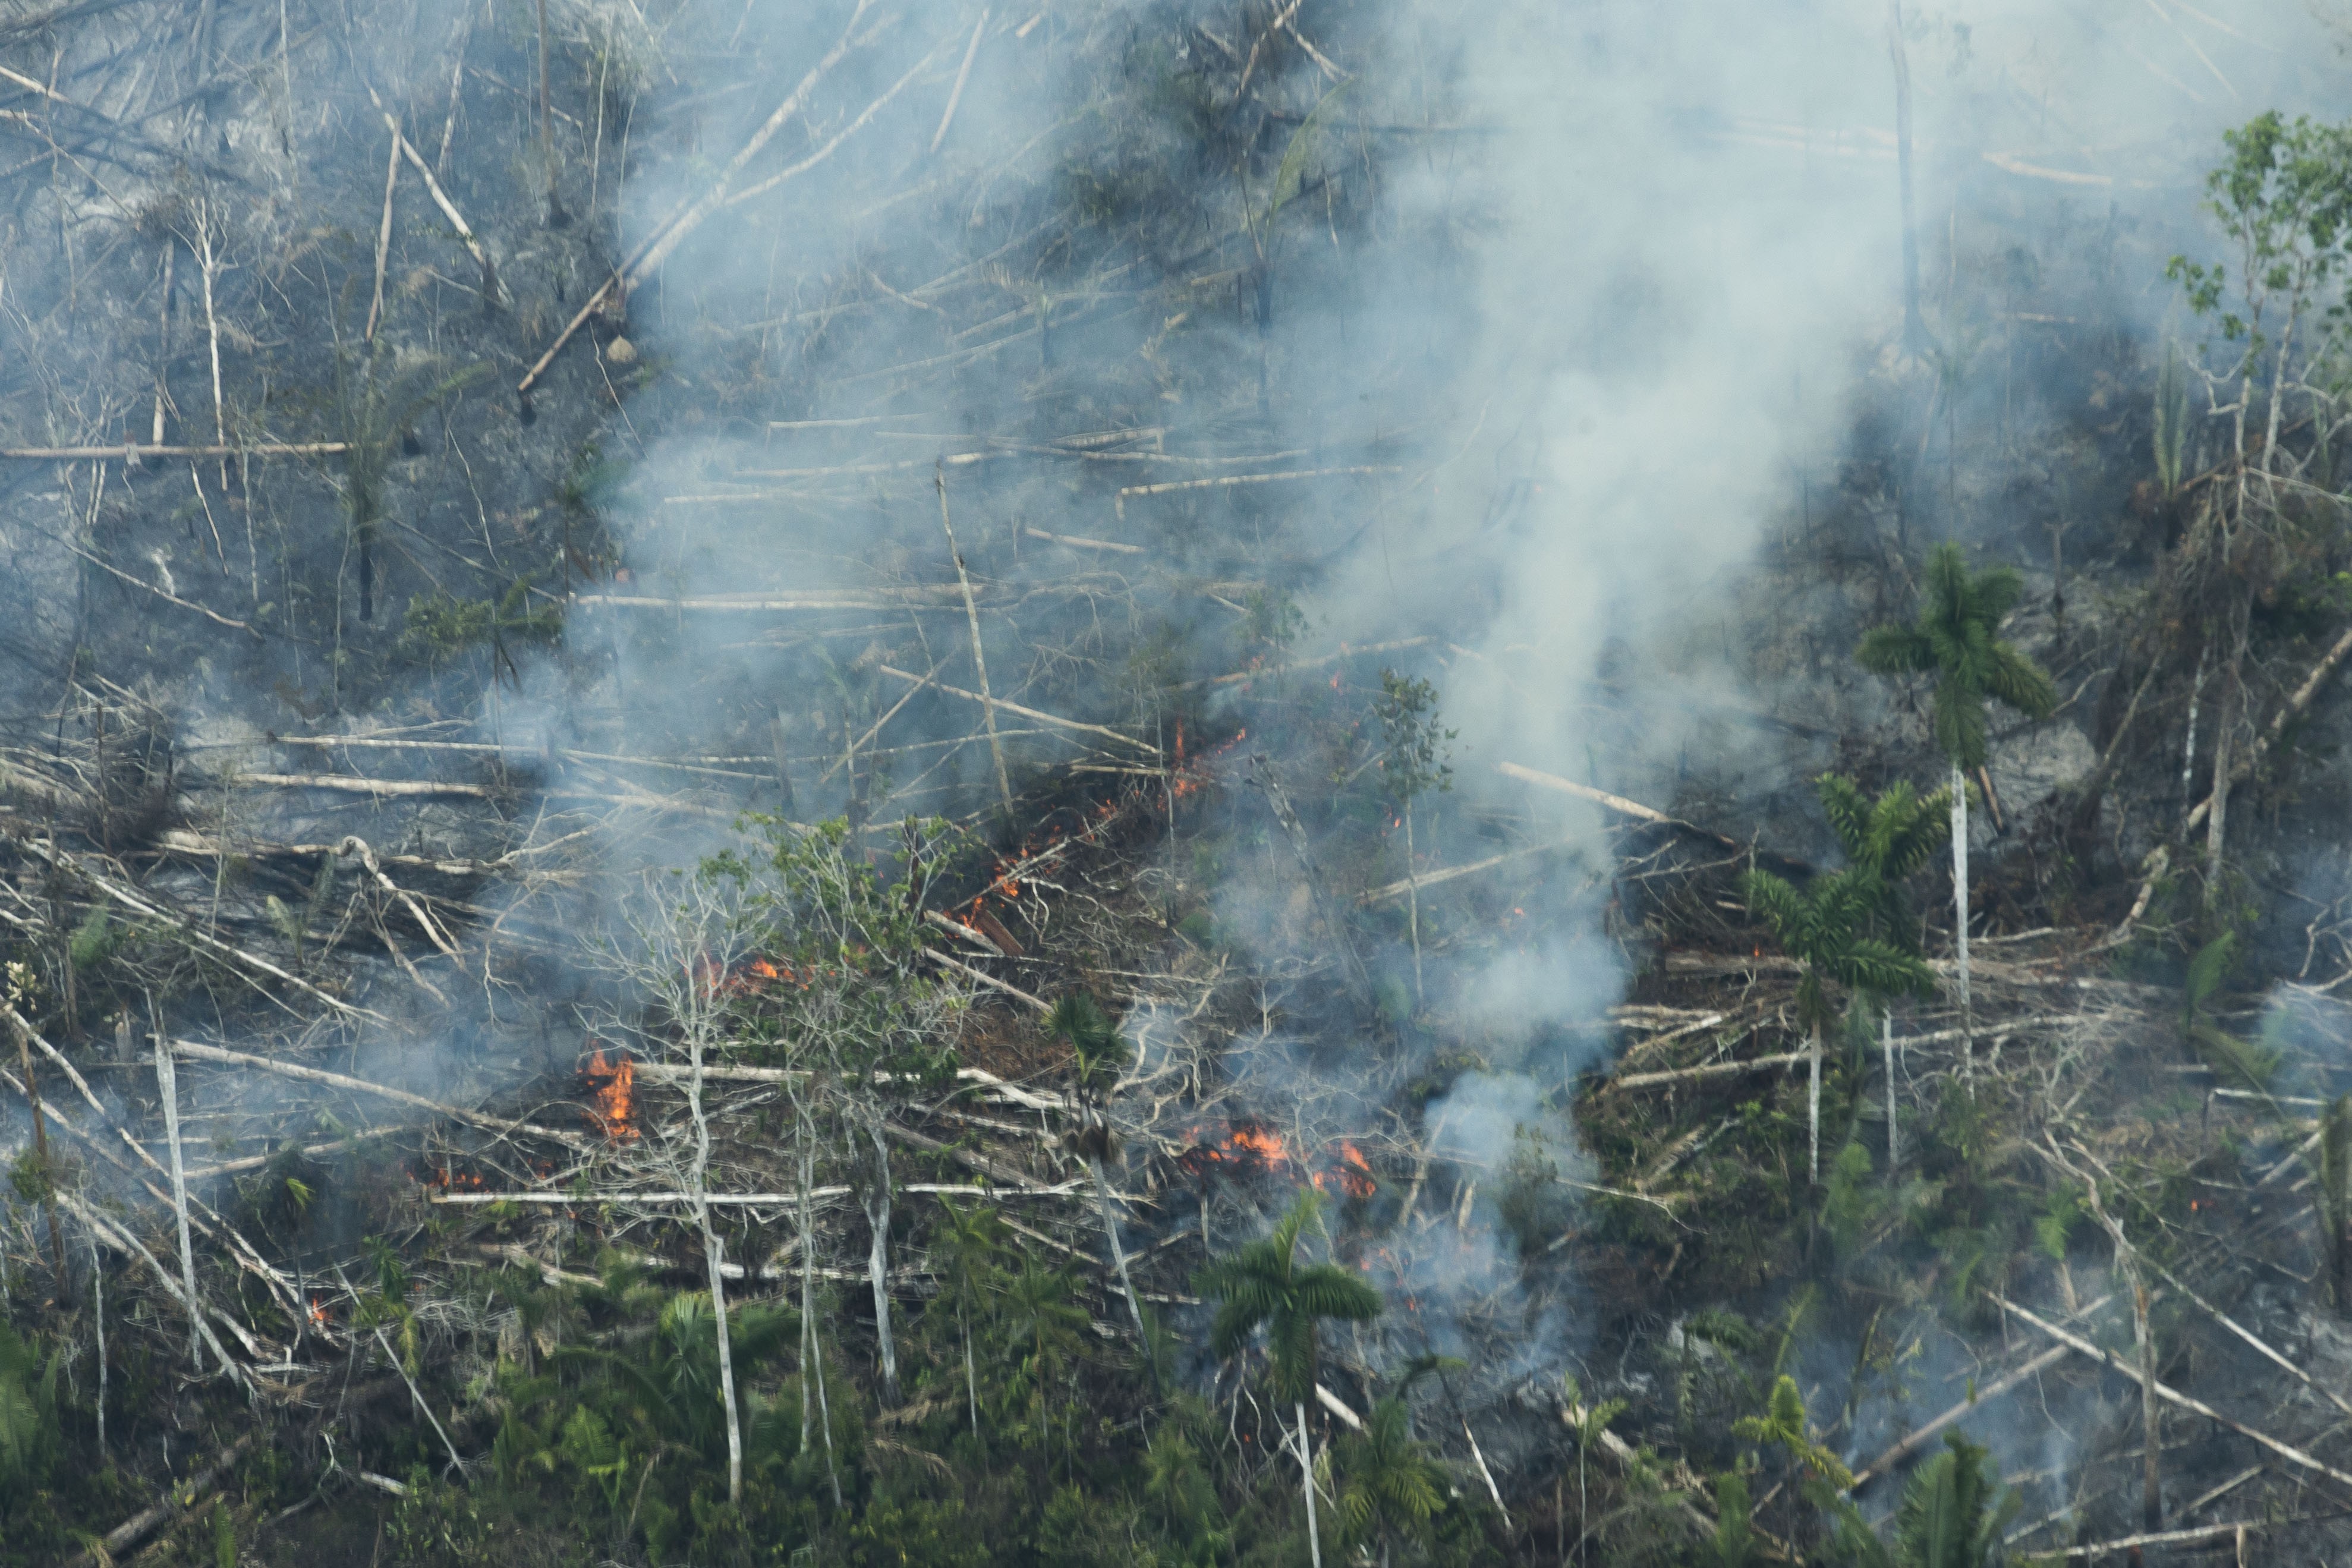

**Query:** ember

left=583, top=1048, right=638, bottom=1140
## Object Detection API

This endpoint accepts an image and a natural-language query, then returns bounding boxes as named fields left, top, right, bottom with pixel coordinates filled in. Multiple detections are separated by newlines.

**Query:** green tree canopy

left=1856, top=544, right=2057, bottom=772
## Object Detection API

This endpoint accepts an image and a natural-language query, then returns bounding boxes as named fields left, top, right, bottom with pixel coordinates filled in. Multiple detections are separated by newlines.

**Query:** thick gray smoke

left=0, top=0, right=2338, bottom=1517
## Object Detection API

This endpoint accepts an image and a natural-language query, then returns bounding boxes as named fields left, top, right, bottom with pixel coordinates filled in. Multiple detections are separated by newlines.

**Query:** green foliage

left=1856, top=543, right=2058, bottom=772
left=1733, top=1375, right=1852, bottom=1491
left=398, top=578, right=562, bottom=679
left=1195, top=1189, right=1383, bottom=1407
left=1708, top=1471, right=1756, bottom=1568
left=2167, top=112, right=2352, bottom=350
left=1823, top=1141, right=1890, bottom=1254
left=2180, top=934, right=2285, bottom=1091
left=1048, top=993, right=1130, bottom=1099
left=67, top=906, right=116, bottom=971
left=1741, top=864, right=1935, bottom=1033
left=1891, top=1433, right=2019, bottom=1568
left=1328, top=1397, right=1449, bottom=1554
left=1815, top=774, right=1951, bottom=954
left=2153, top=339, right=2190, bottom=494
left=2032, top=1186, right=2085, bottom=1262
left=210, top=1498, right=235, bottom=1568
left=0, top=1322, right=58, bottom=1495
left=1373, top=670, right=1456, bottom=807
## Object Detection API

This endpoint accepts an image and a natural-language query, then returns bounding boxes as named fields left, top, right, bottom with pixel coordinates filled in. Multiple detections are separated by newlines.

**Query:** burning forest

left=0, top=0, right=2350, bottom=1565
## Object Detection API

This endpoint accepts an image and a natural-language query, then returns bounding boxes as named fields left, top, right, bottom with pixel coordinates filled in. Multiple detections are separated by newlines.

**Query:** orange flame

left=309, top=1296, right=329, bottom=1326
left=584, top=1049, right=638, bottom=1140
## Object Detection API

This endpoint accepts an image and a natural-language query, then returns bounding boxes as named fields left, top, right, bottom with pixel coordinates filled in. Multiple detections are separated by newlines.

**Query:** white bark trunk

left=1091, top=1156, right=1155, bottom=1385
left=866, top=1120, right=899, bottom=1405
left=154, top=1034, right=202, bottom=1368
left=1405, top=808, right=1422, bottom=1002
left=798, top=1128, right=842, bottom=1509
left=1951, top=763, right=1971, bottom=1078
left=1808, top=1020, right=1822, bottom=1186
left=1298, top=1400, right=1323, bottom=1568
left=1884, top=1009, right=1898, bottom=1169
left=687, top=1016, right=742, bottom=1502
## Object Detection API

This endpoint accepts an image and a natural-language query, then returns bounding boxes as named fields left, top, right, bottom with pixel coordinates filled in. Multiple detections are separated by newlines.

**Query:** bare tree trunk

left=1951, top=762, right=1971, bottom=1078
left=196, top=216, right=226, bottom=492
left=865, top=1119, right=899, bottom=1405
left=2205, top=654, right=2237, bottom=906
left=90, top=1228, right=104, bottom=1454
left=962, top=1302, right=979, bottom=1436
left=2134, top=1279, right=2162, bottom=1528
left=939, top=468, right=1010, bottom=816
left=153, top=1032, right=198, bottom=1364
left=1808, top=1019, right=1822, bottom=1186
left=1405, top=807, right=1423, bottom=1002
left=1883, top=1008, right=1898, bottom=1169
left=1090, top=1155, right=1158, bottom=1388
left=1298, top=1400, right=1323, bottom=1568
left=797, top=1123, right=842, bottom=1509
left=686, top=1014, right=741, bottom=1503
left=1886, top=0, right=1928, bottom=352
left=2181, top=643, right=2208, bottom=806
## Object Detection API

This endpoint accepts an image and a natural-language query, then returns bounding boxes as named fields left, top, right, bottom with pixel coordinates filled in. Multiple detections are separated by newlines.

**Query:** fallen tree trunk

left=2185, top=623, right=2352, bottom=836
left=429, top=1182, right=1082, bottom=1205
left=1605, top=1052, right=1805, bottom=1091
left=877, top=663, right=1158, bottom=752
left=1993, top=1293, right=2352, bottom=1493
left=169, top=1040, right=592, bottom=1151
left=1849, top=1289, right=2120, bottom=1488
left=231, top=772, right=498, bottom=799
left=62, top=1428, right=266, bottom=1567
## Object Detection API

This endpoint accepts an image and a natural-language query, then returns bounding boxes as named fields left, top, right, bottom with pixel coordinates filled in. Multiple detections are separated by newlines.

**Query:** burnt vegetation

left=0, top=3, right=2346, bottom=1568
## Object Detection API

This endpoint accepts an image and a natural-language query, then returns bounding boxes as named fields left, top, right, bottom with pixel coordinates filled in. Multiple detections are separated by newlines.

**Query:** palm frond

left=1856, top=624, right=1936, bottom=676
left=1984, top=643, right=2058, bottom=720
left=1294, top=1264, right=1384, bottom=1323
left=1815, top=774, right=1872, bottom=862
left=1740, top=869, right=1804, bottom=942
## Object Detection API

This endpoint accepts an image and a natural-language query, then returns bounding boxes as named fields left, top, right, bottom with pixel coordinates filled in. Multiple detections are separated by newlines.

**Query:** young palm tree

left=929, top=1199, right=1005, bottom=1437
left=1856, top=543, right=2058, bottom=1032
left=1741, top=863, right=1934, bottom=1185
left=1195, top=1189, right=1384, bottom=1568
left=1890, top=1432, right=2019, bottom=1568
left=1815, top=773, right=1951, bottom=1165
left=1049, top=993, right=1158, bottom=1387
left=1330, top=1397, right=1449, bottom=1565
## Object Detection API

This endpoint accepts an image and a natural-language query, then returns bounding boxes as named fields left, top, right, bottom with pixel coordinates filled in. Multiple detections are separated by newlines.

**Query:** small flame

left=309, top=1296, right=329, bottom=1327
left=584, top=1049, right=638, bottom=1140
